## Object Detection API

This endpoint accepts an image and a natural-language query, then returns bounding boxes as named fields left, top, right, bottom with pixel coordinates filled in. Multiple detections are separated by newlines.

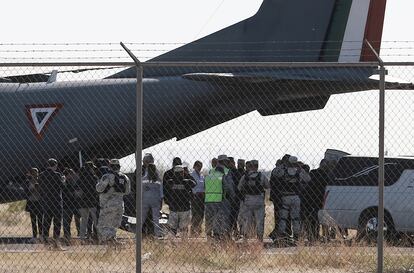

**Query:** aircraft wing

left=0, top=67, right=122, bottom=83
left=180, top=68, right=414, bottom=118
left=182, top=70, right=414, bottom=90
left=0, top=73, right=50, bottom=83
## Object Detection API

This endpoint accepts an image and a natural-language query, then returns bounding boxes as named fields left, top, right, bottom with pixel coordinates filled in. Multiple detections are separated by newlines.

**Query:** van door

left=386, top=169, right=414, bottom=232
left=403, top=170, right=414, bottom=231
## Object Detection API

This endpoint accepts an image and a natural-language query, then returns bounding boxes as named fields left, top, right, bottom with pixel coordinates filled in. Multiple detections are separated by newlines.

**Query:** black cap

left=172, top=157, right=182, bottom=167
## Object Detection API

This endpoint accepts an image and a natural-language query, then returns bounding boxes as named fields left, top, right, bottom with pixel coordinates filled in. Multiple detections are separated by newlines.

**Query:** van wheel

left=356, top=210, right=396, bottom=245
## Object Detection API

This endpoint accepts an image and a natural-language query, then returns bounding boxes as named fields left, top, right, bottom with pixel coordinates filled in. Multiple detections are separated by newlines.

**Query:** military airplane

left=0, top=0, right=413, bottom=203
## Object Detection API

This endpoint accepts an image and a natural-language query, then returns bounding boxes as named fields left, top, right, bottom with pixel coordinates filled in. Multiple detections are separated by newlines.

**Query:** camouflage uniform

left=96, top=168, right=131, bottom=242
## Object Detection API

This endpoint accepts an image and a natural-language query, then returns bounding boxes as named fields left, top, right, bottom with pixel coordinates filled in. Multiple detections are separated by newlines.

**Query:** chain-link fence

left=0, top=60, right=414, bottom=273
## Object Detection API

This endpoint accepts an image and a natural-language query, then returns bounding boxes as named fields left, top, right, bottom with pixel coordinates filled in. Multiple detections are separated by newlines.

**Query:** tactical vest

left=243, top=172, right=264, bottom=195
left=280, top=169, right=300, bottom=195
left=103, top=171, right=127, bottom=193
left=204, top=167, right=228, bottom=203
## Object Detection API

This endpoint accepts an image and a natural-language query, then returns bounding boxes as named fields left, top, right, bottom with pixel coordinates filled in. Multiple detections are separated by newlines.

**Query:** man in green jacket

left=204, top=154, right=235, bottom=240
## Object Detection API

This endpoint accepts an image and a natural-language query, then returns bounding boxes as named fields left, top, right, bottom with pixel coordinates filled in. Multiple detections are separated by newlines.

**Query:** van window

left=329, top=157, right=414, bottom=186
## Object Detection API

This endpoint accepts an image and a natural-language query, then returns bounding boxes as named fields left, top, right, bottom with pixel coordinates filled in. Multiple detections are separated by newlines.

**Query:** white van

left=318, top=156, right=414, bottom=242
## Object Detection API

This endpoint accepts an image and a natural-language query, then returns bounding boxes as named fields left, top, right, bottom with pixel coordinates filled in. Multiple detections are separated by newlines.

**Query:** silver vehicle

left=318, top=156, right=414, bottom=242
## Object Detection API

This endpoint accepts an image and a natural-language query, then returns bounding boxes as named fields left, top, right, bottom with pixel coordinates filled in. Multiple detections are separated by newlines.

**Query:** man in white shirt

left=190, top=160, right=205, bottom=236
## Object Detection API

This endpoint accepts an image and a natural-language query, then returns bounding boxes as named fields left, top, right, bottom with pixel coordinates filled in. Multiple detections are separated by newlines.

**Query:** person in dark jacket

left=275, top=156, right=311, bottom=242
left=303, top=159, right=331, bottom=242
left=141, top=153, right=156, bottom=236
left=227, top=157, right=241, bottom=238
left=96, top=158, right=110, bottom=179
left=62, top=168, right=80, bottom=245
left=25, top=167, right=41, bottom=242
left=162, top=157, right=182, bottom=191
left=162, top=157, right=183, bottom=233
left=77, top=161, right=99, bottom=242
left=38, top=158, right=64, bottom=245
left=238, top=160, right=270, bottom=241
left=268, top=155, right=290, bottom=240
left=164, top=164, right=196, bottom=237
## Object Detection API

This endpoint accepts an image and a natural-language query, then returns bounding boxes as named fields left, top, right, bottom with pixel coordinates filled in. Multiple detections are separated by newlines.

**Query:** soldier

left=96, top=159, right=131, bottom=244
left=204, top=154, right=235, bottom=240
left=38, top=158, right=64, bottom=247
left=238, top=160, right=270, bottom=241
left=275, top=156, right=310, bottom=243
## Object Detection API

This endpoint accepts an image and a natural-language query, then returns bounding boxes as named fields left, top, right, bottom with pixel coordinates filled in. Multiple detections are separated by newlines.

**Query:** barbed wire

left=2, top=53, right=414, bottom=61
left=3, top=47, right=414, bottom=53
left=1, top=40, right=414, bottom=46
left=0, top=42, right=413, bottom=62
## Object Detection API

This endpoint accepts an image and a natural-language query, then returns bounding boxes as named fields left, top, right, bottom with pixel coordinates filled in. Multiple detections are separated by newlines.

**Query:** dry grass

left=141, top=239, right=414, bottom=273
left=0, top=202, right=32, bottom=236
left=0, top=244, right=136, bottom=273
left=0, top=232, right=412, bottom=272
left=1, top=202, right=414, bottom=272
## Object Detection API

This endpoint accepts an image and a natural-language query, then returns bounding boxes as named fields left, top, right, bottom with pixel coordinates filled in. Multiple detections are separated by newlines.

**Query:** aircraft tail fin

left=153, top=0, right=387, bottom=63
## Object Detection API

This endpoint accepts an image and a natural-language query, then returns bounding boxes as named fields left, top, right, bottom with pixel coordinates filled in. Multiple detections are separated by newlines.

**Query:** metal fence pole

left=364, top=40, right=386, bottom=273
left=135, top=64, right=143, bottom=273
left=120, top=42, right=143, bottom=273
left=378, top=63, right=386, bottom=273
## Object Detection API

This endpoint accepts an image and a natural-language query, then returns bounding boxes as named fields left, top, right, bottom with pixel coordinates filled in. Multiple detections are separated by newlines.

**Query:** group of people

left=25, top=157, right=131, bottom=247
left=142, top=153, right=333, bottom=244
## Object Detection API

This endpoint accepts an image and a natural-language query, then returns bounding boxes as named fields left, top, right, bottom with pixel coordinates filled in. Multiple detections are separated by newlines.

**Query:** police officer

left=140, top=153, right=157, bottom=236
left=142, top=163, right=163, bottom=238
left=96, top=159, right=131, bottom=244
left=38, top=158, right=64, bottom=247
left=142, top=153, right=155, bottom=176
left=269, top=155, right=290, bottom=240
left=204, top=154, right=235, bottom=240
left=275, top=156, right=310, bottom=243
left=238, top=160, right=270, bottom=241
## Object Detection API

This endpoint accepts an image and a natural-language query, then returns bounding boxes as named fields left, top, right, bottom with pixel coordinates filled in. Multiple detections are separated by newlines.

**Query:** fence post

left=378, top=63, right=386, bottom=273
left=365, top=40, right=385, bottom=273
left=120, top=42, right=143, bottom=273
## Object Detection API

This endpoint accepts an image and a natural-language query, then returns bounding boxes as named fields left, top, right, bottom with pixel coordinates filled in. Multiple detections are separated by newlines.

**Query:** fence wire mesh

left=0, top=61, right=414, bottom=273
